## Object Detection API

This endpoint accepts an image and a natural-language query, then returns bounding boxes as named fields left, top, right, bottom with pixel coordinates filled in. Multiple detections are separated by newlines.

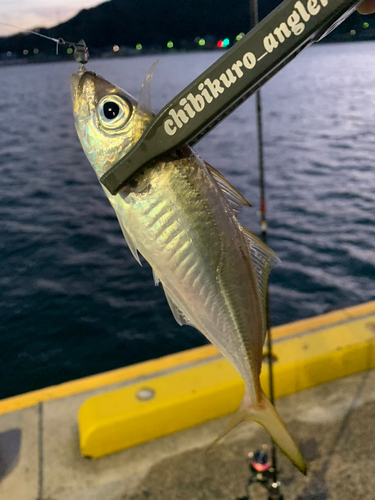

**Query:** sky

left=0, top=0, right=104, bottom=37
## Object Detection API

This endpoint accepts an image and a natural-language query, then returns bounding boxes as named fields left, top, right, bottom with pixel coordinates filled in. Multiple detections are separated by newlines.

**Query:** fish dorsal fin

left=152, top=268, right=160, bottom=286
left=163, top=287, right=195, bottom=328
left=132, top=60, right=158, bottom=144
left=205, top=162, right=251, bottom=214
left=240, top=226, right=280, bottom=336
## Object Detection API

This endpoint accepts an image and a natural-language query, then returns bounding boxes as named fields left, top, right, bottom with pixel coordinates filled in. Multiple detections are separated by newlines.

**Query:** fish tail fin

left=207, top=407, right=249, bottom=452
left=211, top=391, right=307, bottom=474
left=247, top=391, right=307, bottom=474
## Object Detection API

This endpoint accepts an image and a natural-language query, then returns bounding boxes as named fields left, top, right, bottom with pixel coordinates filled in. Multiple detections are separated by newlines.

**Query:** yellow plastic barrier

left=78, top=359, right=243, bottom=458
left=78, top=301, right=375, bottom=459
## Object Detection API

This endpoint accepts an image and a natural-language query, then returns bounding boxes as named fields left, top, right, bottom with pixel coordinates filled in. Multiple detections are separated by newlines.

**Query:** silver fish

left=71, top=66, right=306, bottom=474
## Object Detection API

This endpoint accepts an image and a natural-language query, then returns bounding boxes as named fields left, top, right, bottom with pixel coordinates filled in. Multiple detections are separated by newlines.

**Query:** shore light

left=350, top=29, right=356, bottom=35
left=167, top=41, right=173, bottom=48
left=7, top=51, right=12, bottom=56
left=113, top=45, right=120, bottom=52
left=23, top=49, right=29, bottom=55
left=136, top=43, right=142, bottom=50
left=33, top=48, right=39, bottom=54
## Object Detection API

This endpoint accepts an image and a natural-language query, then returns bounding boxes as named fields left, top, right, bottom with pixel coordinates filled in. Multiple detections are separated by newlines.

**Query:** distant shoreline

left=1, top=37, right=374, bottom=68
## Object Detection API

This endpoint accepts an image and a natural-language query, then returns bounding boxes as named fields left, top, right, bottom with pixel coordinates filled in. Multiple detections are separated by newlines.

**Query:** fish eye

left=98, top=95, right=132, bottom=130
left=103, top=101, right=120, bottom=119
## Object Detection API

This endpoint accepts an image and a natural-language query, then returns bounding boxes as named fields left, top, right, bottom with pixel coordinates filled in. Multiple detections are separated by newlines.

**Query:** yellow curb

left=1, top=300, right=375, bottom=417
left=0, top=344, right=218, bottom=416
left=79, top=359, right=242, bottom=458
left=78, top=302, right=375, bottom=459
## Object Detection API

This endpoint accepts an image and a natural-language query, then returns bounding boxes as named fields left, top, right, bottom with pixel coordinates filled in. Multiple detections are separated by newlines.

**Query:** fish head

left=71, top=68, right=143, bottom=178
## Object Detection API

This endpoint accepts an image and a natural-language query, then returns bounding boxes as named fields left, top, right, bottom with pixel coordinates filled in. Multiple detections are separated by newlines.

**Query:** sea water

left=1, top=42, right=374, bottom=398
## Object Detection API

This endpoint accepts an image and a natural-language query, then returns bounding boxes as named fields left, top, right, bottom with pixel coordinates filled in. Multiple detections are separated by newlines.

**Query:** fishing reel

left=236, top=445, right=284, bottom=500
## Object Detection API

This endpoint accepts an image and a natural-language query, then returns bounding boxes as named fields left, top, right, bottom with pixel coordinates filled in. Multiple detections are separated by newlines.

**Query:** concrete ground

left=1, top=369, right=375, bottom=500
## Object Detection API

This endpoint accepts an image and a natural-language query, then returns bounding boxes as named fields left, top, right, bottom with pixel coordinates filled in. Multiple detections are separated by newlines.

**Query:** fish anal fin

left=205, top=162, right=251, bottom=214
left=240, top=226, right=280, bottom=337
left=211, top=391, right=307, bottom=475
left=163, top=287, right=195, bottom=328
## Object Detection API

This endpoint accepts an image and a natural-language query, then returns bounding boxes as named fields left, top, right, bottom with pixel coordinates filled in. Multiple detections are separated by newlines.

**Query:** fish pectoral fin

left=152, top=268, right=160, bottom=286
left=114, top=211, right=142, bottom=266
left=163, top=287, right=195, bottom=328
left=205, top=162, right=251, bottom=214
left=211, top=391, right=307, bottom=475
left=240, top=226, right=280, bottom=336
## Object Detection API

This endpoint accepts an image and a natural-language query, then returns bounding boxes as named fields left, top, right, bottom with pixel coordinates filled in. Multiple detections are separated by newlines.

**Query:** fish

left=70, top=65, right=306, bottom=474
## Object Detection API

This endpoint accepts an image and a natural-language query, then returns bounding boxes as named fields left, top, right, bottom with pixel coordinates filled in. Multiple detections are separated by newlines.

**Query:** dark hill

left=1, top=0, right=374, bottom=58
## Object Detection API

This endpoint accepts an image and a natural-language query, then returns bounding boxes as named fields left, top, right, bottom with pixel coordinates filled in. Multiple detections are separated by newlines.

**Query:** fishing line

left=0, top=22, right=89, bottom=63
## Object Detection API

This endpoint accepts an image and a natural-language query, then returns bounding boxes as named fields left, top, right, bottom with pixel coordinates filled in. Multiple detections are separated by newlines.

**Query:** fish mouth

left=70, top=70, right=119, bottom=108
left=70, top=68, right=97, bottom=104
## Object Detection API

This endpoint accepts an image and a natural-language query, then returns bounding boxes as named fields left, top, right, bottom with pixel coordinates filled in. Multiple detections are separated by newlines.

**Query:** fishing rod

left=100, top=0, right=362, bottom=194
left=248, top=0, right=281, bottom=494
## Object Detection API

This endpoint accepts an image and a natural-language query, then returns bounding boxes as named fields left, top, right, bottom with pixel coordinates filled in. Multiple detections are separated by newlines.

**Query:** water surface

left=1, top=42, right=375, bottom=398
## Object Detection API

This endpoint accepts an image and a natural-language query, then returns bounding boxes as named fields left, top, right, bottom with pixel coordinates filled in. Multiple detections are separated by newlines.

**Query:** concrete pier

left=1, top=302, right=375, bottom=500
